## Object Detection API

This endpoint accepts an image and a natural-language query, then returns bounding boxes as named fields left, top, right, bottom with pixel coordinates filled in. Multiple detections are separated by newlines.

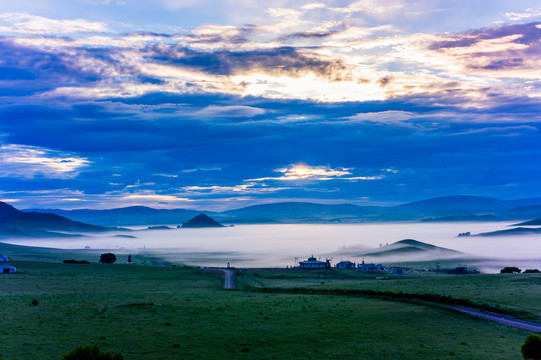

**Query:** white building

left=299, top=256, right=329, bottom=269
left=335, top=261, right=355, bottom=269
left=358, top=262, right=386, bottom=273
left=1, top=264, right=16, bottom=273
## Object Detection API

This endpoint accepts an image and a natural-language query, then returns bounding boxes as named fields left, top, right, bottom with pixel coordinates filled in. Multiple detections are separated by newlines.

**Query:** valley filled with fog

left=4, top=221, right=541, bottom=273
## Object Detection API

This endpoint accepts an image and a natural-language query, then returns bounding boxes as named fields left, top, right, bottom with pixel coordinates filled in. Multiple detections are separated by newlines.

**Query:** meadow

left=0, top=243, right=539, bottom=360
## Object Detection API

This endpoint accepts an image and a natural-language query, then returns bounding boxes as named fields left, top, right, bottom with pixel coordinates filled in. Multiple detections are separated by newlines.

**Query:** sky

left=0, top=0, right=540, bottom=211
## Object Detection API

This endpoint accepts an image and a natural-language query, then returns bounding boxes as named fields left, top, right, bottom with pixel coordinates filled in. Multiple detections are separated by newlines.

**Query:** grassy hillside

left=0, top=254, right=537, bottom=359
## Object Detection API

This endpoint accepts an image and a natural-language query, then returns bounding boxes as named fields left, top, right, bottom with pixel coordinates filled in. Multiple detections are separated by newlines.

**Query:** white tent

left=1, top=264, right=16, bottom=273
left=0, top=254, right=10, bottom=262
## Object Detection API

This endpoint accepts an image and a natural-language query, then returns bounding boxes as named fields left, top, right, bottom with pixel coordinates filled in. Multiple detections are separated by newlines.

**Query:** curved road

left=449, top=306, right=541, bottom=332
left=204, top=269, right=236, bottom=289
left=198, top=270, right=541, bottom=330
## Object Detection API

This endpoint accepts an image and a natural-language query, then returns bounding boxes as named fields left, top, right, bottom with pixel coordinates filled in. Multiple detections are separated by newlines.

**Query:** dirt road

left=204, top=268, right=236, bottom=289
left=449, top=306, right=541, bottom=332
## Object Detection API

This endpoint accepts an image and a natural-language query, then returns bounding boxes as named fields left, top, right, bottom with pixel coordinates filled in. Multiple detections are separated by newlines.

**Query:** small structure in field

left=358, top=260, right=386, bottom=273
left=299, top=255, right=330, bottom=269
left=1, top=264, right=16, bottom=273
left=335, top=260, right=355, bottom=269
left=0, top=254, right=10, bottom=262
left=389, top=267, right=406, bottom=274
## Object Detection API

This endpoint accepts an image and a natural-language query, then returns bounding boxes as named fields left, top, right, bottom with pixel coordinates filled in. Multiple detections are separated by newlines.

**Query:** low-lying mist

left=4, top=222, right=541, bottom=273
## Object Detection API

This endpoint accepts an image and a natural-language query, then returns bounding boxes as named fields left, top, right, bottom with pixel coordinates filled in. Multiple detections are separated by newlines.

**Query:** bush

left=99, top=253, right=117, bottom=264
left=524, top=269, right=541, bottom=273
left=63, top=343, right=124, bottom=360
left=522, top=334, right=541, bottom=360
left=64, top=259, right=90, bottom=264
left=500, top=266, right=521, bottom=274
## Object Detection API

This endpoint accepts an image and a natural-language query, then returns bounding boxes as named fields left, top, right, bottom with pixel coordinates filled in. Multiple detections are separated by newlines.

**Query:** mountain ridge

left=23, top=195, right=541, bottom=226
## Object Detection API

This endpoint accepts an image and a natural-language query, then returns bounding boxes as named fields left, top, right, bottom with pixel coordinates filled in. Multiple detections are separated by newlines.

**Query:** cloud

left=245, top=164, right=385, bottom=182
left=448, top=125, right=538, bottom=137
left=0, top=144, right=89, bottom=179
left=5, top=13, right=539, bottom=105
left=427, top=22, right=541, bottom=76
left=192, top=105, right=266, bottom=119
left=0, top=13, right=109, bottom=34
left=181, top=183, right=289, bottom=194
left=344, top=110, right=418, bottom=123
left=506, top=8, right=541, bottom=21
left=121, top=194, right=192, bottom=201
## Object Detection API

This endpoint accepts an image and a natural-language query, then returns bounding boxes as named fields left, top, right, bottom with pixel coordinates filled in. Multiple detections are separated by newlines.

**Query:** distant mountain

left=360, top=239, right=462, bottom=258
left=181, top=214, right=224, bottom=228
left=218, top=202, right=383, bottom=223
left=24, top=206, right=207, bottom=226
left=391, top=196, right=506, bottom=217
left=25, top=195, right=541, bottom=225
left=0, top=201, right=118, bottom=237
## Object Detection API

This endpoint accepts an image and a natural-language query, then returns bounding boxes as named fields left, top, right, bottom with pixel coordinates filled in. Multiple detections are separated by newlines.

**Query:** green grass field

left=0, top=243, right=538, bottom=359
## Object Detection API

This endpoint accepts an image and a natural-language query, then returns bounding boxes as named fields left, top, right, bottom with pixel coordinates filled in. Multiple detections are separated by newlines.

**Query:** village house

left=299, top=256, right=330, bottom=269
left=389, top=267, right=406, bottom=274
left=358, top=261, right=386, bottom=273
left=1, top=264, right=16, bottom=273
left=0, top=254, right=10, bottom=262
left=335, top=260, right=355, bottom=269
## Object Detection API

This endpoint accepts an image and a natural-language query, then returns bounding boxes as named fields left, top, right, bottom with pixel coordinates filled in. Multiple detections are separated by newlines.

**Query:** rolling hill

left=360, top=239, right=462, bottom=259
left=0, top=201, right=116, bottom=237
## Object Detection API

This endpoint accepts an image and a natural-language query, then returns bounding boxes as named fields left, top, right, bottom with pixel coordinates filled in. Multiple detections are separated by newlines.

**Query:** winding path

left=204, top=268, right=236, bottom=289
left=448, top=305, right=541, bottom=332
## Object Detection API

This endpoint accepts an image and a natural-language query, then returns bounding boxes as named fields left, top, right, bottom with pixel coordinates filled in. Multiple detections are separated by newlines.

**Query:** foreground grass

left=238, top=268, right=541, bottom=320
left=0, top=260, right=535, bottom=360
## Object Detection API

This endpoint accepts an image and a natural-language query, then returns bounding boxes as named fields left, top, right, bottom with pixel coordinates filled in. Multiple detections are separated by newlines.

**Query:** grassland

left=0, top=243, right=539, bottom=359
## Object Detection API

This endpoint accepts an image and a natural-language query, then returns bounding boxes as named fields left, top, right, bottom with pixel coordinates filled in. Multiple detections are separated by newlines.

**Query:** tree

left=500, top=266, right=521, bottom=274
left=522, top=334, right=541, bottom=360
left=99, top=253, right=117, bottom=264
left=127, top=254, right=132, bottom=264
left=63, top=343, right=124, bottom=360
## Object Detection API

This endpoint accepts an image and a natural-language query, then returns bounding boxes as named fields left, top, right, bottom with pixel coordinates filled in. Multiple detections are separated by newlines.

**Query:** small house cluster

left=0, top=254, right=16, bottom=273
left=298, top=256, right=404, bottom=274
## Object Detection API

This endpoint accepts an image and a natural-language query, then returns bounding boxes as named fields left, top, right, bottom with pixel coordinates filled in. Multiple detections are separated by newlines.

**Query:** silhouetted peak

left=181, top=213, right=223, bottom=228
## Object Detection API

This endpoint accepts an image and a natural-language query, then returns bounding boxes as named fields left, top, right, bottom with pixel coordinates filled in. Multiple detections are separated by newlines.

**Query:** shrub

left=31, top=299, right=38, bottom=306
left=500, top=266, right=521, bottom=274
left=522, top=334, right=541, bottom=360
left=99, top=253, right=117, bottom=264
left=63, top=343, right=124, bottom=360
left=64, top=259, right=90, bottom=264
left=524, top=269, right=541, bottom=273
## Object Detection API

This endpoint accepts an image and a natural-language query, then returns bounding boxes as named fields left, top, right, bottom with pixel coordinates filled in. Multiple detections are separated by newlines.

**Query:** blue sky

left=0, top=0, right=540, bottom=210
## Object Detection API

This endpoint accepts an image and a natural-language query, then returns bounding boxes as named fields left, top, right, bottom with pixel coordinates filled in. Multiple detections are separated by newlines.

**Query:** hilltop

left=181, top=214, right=224, bottom=228
left=358, top=239, right=463, bottom=260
